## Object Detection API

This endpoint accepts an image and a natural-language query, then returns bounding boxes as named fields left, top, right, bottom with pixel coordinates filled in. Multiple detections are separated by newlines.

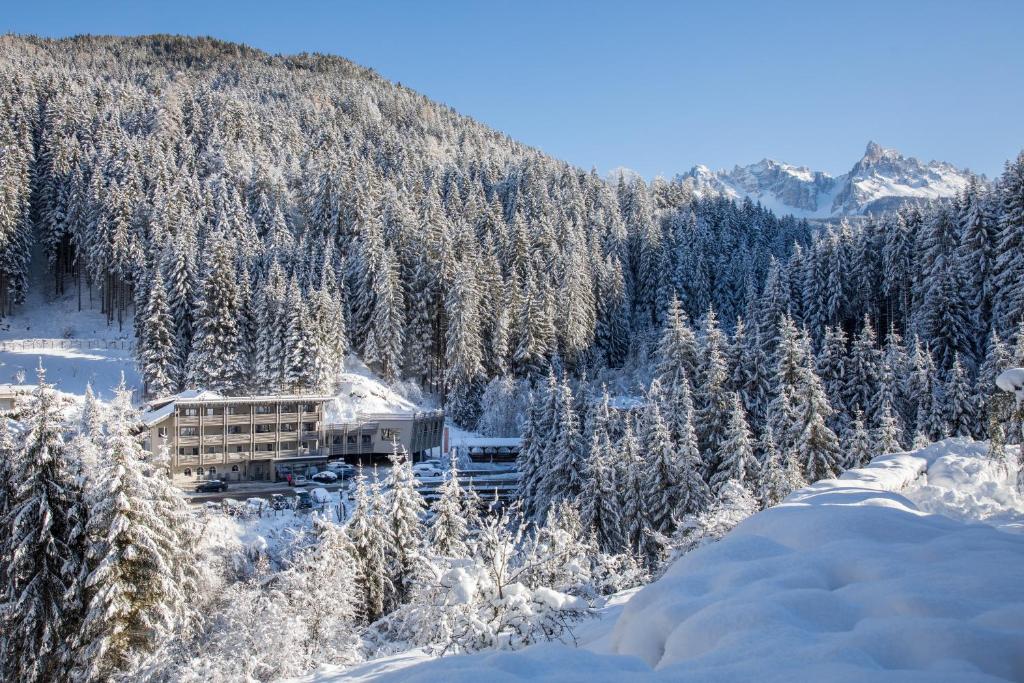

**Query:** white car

left=412, top=464, right=443, bottom=478
left=311, top=470, right=338, bottom=484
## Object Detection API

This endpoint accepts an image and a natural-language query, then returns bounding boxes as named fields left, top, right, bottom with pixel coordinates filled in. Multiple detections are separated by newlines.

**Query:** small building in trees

left=142, top=390, right=444, bottom=482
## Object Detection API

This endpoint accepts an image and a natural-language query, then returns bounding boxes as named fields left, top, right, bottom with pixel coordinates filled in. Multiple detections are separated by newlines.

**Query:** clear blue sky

left=4, top=0, right=1022, bottom=177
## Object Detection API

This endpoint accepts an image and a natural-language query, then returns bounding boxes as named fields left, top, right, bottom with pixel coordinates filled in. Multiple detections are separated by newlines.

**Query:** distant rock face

left=678, top=142, right=976, bottom=218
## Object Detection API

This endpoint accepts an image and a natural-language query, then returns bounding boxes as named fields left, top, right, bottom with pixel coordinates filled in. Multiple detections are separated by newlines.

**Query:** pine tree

left=710, top=392, right=755, bottom=495
left=383, top=442, right=426, bottom=607
left=77, top=382, right=197, bottom=679
left=538, top=377, right=586, bottom=515
left=641, top=380, right=681, bottom=534
left=756, top=427, right=805, bottom=508
left=445, top=263, right=485, bottom=426
left=843, top=410, right=873, bottom=470
left=430, top=452, right=468, bottom=557
left=945, top=354, right=977, bottom=438
left=346, top=472, right=394, bottom=624
left=578, top=388, right=625, bottom=553
left=186, top=235, right=242, bottom=392
left=876, top=399, right=903, bottom=456
left=0, top=367, right=87, bottom=683
left=140, top=269, right=179, bottom=396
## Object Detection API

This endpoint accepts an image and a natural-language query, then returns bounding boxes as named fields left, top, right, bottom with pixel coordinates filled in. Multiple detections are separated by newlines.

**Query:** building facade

left=142, top=392, right=444, bottom=482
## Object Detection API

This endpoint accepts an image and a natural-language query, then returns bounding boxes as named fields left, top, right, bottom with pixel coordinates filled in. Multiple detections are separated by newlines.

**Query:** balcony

left=227, top=413, right=252, bottom=424
left=177, top=415, right=200, bottom=426
left=227, top=450, right=250, bottom=462
left=202, top=434, right=224, bottom=445
left=176, top=454, right=200, bottom=465
left=253, top=432, right=277, bottom=443
left=226, top=432, right=251, bottom=444
left=202, top=453, right=225, bottom=465
left=178, top=435, right=200, bottom=446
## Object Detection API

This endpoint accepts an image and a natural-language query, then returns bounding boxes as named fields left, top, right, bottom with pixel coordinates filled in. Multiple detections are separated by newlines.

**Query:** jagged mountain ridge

left=678, top=141, right=977, bottom=218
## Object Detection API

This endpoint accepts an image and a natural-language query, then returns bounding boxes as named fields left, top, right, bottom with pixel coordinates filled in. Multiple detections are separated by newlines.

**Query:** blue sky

left=4, top=0, right=1022, bottom=177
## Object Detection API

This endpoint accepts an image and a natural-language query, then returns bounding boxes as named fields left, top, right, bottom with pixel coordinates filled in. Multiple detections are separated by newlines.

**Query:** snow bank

left=323, top=359, right=421, bottom=423
left=327, top=440, right=1024, bottom=682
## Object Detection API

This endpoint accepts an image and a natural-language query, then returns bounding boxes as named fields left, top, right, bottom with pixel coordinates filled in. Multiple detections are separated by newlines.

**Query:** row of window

left=182, top=465, right=241, bottom=477
left=178, top=422, right=318, bottom=437
left=178, top=441, right=300, bottom=457
left=179, top=403, right=320, bottom=417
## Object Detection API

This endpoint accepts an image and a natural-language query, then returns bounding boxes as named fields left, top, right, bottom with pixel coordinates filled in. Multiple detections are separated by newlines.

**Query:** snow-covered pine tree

left=346, top=472, right=394, bottom=624
left=976, top=330, right=1012, bottom=432
left=430, top=451, right=468, bottom=557
left=383, top=442, right=426, bottom=607
left=695, top=308, right=732, bottom=477
left=843, top=315, right=881, bottom=421
left=710, top=392, right=755, bottom=495
left=755, top=427, right=804, bottom=509
left=538, top=377, right=586, bottom=516
left=445, top=263, right=486, bottom=426
left=76, top=382, right=196, bottom=680
left=578, top=388, right=625, bottom=553
left=945, top=354, right=977, bottom=438
left=1, top=367, right=87, bottom=683
left=876, top=398, right=903, bottom=456
left=640, top=380, right=682, bottom=535
left=992, top=153, right=1024, bottom=338
left=363, top=246, right=405, bottom=383
left=186, top=234, right=243, bottom=392
left=140, top=268, right=179, bottom=397
left=795, top=333, right=842, bottom=483
left=843, top=410, right=873, bottom=470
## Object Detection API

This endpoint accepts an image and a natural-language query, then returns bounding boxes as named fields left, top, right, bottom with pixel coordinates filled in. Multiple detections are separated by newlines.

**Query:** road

left=183, top=480, right=353, bottom=504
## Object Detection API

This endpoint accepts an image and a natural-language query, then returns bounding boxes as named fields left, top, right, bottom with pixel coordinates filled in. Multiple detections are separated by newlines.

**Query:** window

left=205, top=446, right=220, bottom=454
left=184, top=468, right=191, bottom=477
left=157, top=427, right=168, bottom=438
left=381, top=428, right=397, bottom=442
left=228, top=405, right=249, bottom=415
left=302, top=422, right=316, bottom=432
left=255, top=424, right=275, bottom=434
left=208, top=467, right=216, bottom=475
left=347, top=435, right=357, bottom=445
left=180, top=427, right=198, bottom=437
left=205, top=407, right=217, bottom=416
left=280, top=423, right=296, bottom=433
left=302, top=403, right=317, bottom=413
left=228, top=425, right=246, bottom=435
left=231, top=465, right=239, bottom=472
left=233, top=445, right=245, bottom=452
left=361, top=434, right=372, bottom=445
left=332, top=435, right=342, bottom=445
left=197, top=467, right=204, bottom=476
left=183, top=407, right=199, bottom=417
left=255, top=405, right=274, bottom=415
left=178, top=447, right=199, bottom=456
left=281, top=403, right=297, bottom=414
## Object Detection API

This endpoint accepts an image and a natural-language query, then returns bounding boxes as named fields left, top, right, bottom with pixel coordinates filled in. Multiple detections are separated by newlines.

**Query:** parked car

left=326, top=462, right=356, bottom=479
left=310, top=487, right=331, bottom=504
left=270, top=494, right=289, bottom=511
left=420, top=459, right=444, bottom=469
left=311, top=470, right=338, bottom=484
left=294, top=490, right=314, bottom=510
left=195, top=479, right=228, bottom=493
left=287, top=474, right=309, bottom=486
left=412, top=464, right=443, bottom=478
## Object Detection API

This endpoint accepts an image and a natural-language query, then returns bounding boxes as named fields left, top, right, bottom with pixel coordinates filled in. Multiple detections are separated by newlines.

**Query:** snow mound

left=323, top=358, right=421, bottom=423
left=334, top=440, right=1024, bottom=682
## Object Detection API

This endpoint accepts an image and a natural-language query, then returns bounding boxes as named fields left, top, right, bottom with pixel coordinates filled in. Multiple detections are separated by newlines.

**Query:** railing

left=0, top=338, right=135, bottom=352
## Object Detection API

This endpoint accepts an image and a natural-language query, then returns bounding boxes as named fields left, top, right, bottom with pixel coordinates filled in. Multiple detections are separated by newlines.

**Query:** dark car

left=195, top=479, right=228, bottom=493
left=311, top=470, right=338, bottom=484
left=294, top=490, right=314, bottom=510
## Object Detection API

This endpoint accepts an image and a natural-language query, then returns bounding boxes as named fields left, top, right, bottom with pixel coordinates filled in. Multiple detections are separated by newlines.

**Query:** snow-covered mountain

left=678, top=142, right=977, bottom=218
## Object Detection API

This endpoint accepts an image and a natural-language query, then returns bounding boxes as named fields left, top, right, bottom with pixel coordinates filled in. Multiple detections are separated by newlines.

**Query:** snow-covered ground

left=308, top=439, right=1024, bottom=682
left=0, top=254, right=138, bottom=400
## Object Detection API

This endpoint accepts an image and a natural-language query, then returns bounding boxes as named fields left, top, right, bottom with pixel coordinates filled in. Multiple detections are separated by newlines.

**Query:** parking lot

left=182, top=479, right=353, bottom=504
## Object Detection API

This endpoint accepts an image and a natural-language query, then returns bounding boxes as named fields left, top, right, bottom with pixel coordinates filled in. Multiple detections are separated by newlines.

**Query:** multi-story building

left=142, top=390, right=444, bottom=482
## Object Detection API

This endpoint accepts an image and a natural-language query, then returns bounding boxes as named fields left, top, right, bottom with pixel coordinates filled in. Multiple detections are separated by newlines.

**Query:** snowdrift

left=327, top=440, right=1024, bottom=682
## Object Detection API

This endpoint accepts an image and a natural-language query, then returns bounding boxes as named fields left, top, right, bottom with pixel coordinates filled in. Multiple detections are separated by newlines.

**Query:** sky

left=4, top=0, right=1022, bottom=178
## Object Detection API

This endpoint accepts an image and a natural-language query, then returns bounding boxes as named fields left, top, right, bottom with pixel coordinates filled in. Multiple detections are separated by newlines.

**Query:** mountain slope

left=678, top=141, right=976, bottom=218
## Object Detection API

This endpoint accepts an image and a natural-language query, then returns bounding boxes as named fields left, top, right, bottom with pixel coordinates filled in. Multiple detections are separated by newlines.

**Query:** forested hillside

left=0, top=34, right=811, bottom=414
